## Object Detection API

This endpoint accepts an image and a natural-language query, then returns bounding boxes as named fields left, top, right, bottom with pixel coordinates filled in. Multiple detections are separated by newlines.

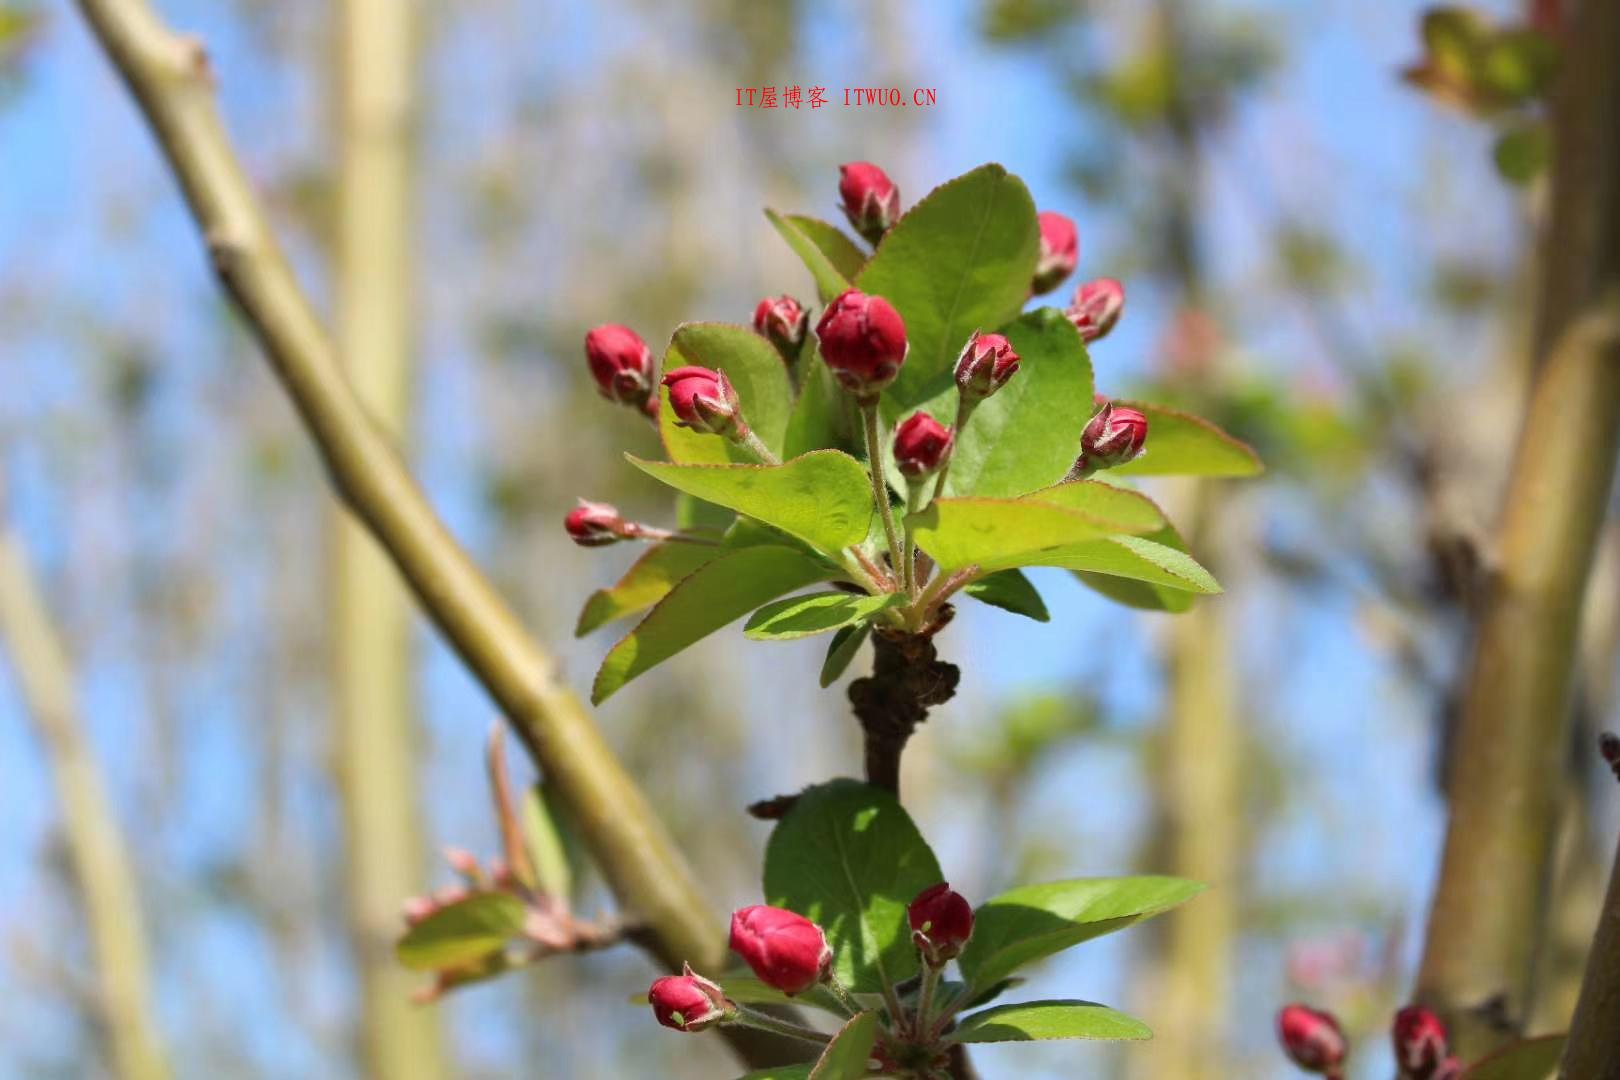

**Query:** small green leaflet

left=745, top=591, right=904, bottom=640
left=1106, top=402, right=1263, bottom=478
left=820, top=622, right=871, bottom=686
left=962, top=569, right=1050, bottom=622
left=810, top=1012, right=879, bottom=1080
left=395, top=892, right=526, bottom=971
left=908, top=496, right=1159, bottom=572
left=766, top=209, right=864, bottom=302
left=950, top=1000, right=1152, bottom=1044
left=574, top=540, right=722, bottom=636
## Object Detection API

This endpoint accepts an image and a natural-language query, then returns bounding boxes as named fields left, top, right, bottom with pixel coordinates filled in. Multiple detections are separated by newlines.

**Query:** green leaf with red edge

left=592, top=545, right=838, bottom=703
left=950, top=1000, right=1151, bottom=1044
left=629, top=451, right=873, bottom=557
left=658, top=322, right=794, bottom=466
left=767, top=210, right=864, bottom=302
left=856, top=164, right=1040, bottom=420
left=575, top=540, right=725, bottom=636
left=810, top=1012, right=880, bottom=1080
left=1460, top=1034, right=1565, bottom=1080
left=907, top=489, right=1164, bottom=572
left=395, top=892, right=526, bottom=971
left=1105, top=402, right=1262, bottom=478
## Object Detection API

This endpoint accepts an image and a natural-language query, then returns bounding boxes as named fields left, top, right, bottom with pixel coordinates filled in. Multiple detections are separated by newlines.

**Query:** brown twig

left=847, top=630, right=961, bottom=795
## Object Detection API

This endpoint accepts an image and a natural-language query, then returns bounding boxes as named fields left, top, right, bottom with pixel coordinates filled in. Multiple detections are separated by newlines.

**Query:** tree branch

left=69, top=0, right=794, bottom=1065
left=1558, top=751, right=1620, bottom=1079
left=1414, top=0, right=1620, bottom=1056
left=847, top=628, right=959, bottom=795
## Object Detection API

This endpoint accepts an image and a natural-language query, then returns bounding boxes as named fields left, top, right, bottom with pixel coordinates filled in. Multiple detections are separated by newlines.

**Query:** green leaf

left=908, top=494, right=1162, bottom=572
left=733, top=1068, right=813, bottom=1080
left=630, top=451, right=873, bottom=557
left=856, top=164, right=1040, bottom=417
left=957, top=876, right=1206, bottom=991
left=745, top=591, right=904, bottom=640
left=820, top=622, right=871, bottom=687
left=575, top=541, right=724, bottom=636
left=943, top=309, right=1093, bottom=498
left=659, top=323, right=794, bottom=465
left=522, top=783, right=575, bottom=901
left=593, top=545, right=837, bottom=702
left=1021, top=480, right=1169, bottom=528
left=1106, top=402, right=1263, bottom=478
left=395, top=892, right=526, bottom=971
left=810, top=1012, right=880, bottom=1080
left=784, top=344, right=858, bottom=458
left=1037, top=535, right=1221, bottom=595
left=962, top=570, right=1050, bottom=622
left=951, top=1000, right=1151, bottom=1044
left=767, top=210, right=864, bottom=302
left=1494, top=122, right=1551, bottom=186
left=1071, top=523, right=1204, bottom=612
left=1461, top=1034, right=1566, bottom=1080
left=764, top=780, right=944, bottom=993
left=676, top=493, right=735, bottom=532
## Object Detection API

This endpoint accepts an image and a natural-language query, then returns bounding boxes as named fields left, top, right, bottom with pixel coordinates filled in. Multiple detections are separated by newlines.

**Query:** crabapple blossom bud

left=1032, top=211, right=1079, bottom=294
left=584, top=324, right=656, bottom=408
left=728, top=905, right=833, bottom=995
left=661, top=366, right=746, bottom=438
left=1077, top=402, right=1148, bottom=472
left=838, top=161, right=901, bottom=244
left=564, top=500, right=625, bottom=547
left=443, top=847, right=482, bottom=881
left=954, top=331, right=1021, bottom=402
left=648, top=964, right=734, bottom=1032
left=1277, top=1004, right=1348, bottom=1076
left=1067, top=278, right=1126, bottom=343
left=893, top=412, right=954, bottom=479
left=908, top=882, right=974, bottom=966
left=815, top=289, right=908, bottom=401
left=753, top=294, right=809, bottom=358
left=1392, top=1006, right=1450, bottom=1080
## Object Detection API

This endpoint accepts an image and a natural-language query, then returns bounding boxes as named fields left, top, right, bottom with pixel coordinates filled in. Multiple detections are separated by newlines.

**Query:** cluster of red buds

left=399, top=727, right=625, bottom=1002
left=647, top=883, right=976, bottom=1070
left=1276, top=1002, right=1461, bottom=1079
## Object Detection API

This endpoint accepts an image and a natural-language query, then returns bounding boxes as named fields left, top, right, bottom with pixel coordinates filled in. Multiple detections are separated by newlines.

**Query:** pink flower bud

left=753, top=294, right=809, bottom=358
left=728, top=905, right=833, bottom=995
left=1078, top=401, right=1148, bottom=472
left=661, top=366, right=745, bottom=437
left=584, top=324, right=656, bottom=408
left=1067, top=278, right=1126, bottom=344
left=954, top=331, right=1021, bottom=402
left=1032, top=211, right=1079, bottom=294
left=401, top=896, right=435, bottom=926
left=1392, top=1006, right=1450, bottom=1079
left=565, top=500, right=626, bottom=548
left=1276, top=1004, right=1348, bottom=1076
left=893, top=412, right=954, bottom=479
left=443, top=846, right=482, bottom=881
left=648, top=964, right=734, bottom=1032
left=815, top=289, right=908, bottom=401
left=838, top=161, right=901, bottom=244
left=908, top=882, right=974, bottom=966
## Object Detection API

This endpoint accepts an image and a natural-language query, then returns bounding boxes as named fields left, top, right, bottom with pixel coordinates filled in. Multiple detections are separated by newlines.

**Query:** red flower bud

left=1392, top=1006, right=1450, bottom=1079
left=893, top=412, right=954, bottom=479
left=584, top=324, right=656, bottom=408
left=954, top=331, right=1021, bottom=402
left=1067, top=278, right=1126, bottom=344
left=565, top=500, right=625, bottom=547
left=661, top=366, right=745, bottom=437
left=1078, top=401, right=1148, bottom=471
left=753, top=294, right=810, bottom=359
left=815, top=289, right=908, bottom=401
left=648, top=964, right=734, bottom=1032
left=838, top=161, right=901, bottom=244
left=1033, top=211, right=1079, bottom=294
left=1277, top=1004, right=1348, bottom=1076
left=728, top=905, right=833, bottom=995
left=908, top=882, right=974, bottom=966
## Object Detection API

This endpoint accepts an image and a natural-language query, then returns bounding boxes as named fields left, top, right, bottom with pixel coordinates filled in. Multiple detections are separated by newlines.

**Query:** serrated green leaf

left=1460, top=1034, right=1565, bottom=1080
left=765, top=780, right=944, bottom=993
left=951, top=1000, right=1151, bottom=1044
left=659, top=323, right=794, bottom=465
left=908, top=494, right=1161, bottom=572
left=575, top=541, right=723, bottom=636
left=1072, top=524, right=1203, bottom=612
left=1038, top=535, right=1221, bottom=594
left=820, top=622, right=871, bottom=687
left=395, top=892, right=526, bottom=971
left=745, top=591, right=904, bottom=640
left=1106, top=402, right=1262, bottom=478
left=630, top=451, right=873, bottom=557
left=593, top=545, right=837, bottom=702
left=676, top=493, right=736, bottom=531
left=785, top=344, right=858, bottom=458
left=943, top=309, right=1093, bottom=498
left=957, top=876, right=1205, bottom=991
left=857, top=164, right=1040, bottom=418
left=522, top=784, right=574, bottom=901
left=1021, top=480, right=1168, bottom=529
left=767, top=210, right=864, bottom=302
left=810, top=1012, right=879, bottom=1080
left=962, top=570, right=1050, bottom=622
